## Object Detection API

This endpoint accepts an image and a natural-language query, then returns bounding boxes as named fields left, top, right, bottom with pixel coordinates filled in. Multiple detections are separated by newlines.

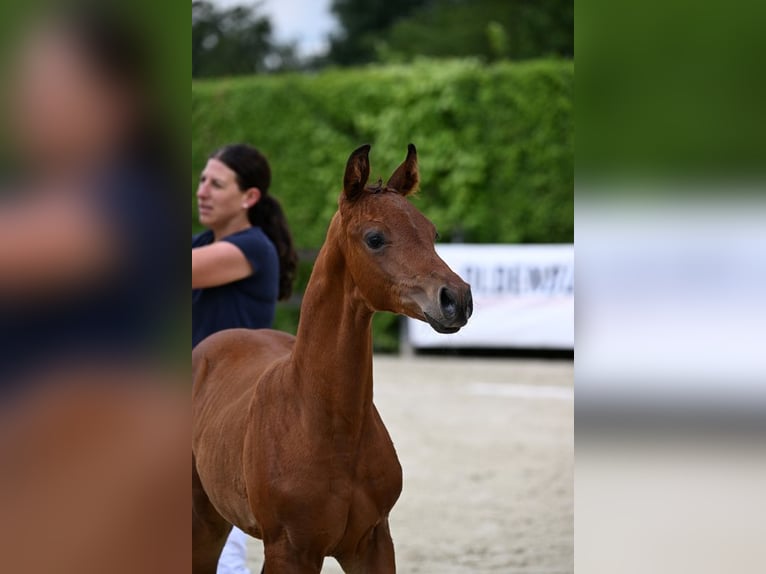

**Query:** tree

left=326, top=0, right=573, bottom=67
left=192, top=1, right=296, bottom=77
left=326, top=0, right=430, bottom=66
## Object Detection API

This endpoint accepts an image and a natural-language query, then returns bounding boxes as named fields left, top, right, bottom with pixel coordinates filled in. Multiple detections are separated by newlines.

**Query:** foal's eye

left=365, top=233, right=385, bottom=250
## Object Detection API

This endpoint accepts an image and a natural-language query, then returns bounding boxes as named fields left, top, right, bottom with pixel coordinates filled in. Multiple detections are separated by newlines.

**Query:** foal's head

left=336, top=144, right=472, bottom=333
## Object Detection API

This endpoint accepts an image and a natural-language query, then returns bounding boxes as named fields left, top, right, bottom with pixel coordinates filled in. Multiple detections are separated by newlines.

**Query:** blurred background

left=192, top=1, right=573, bottom=572
left=0, top=1, right=189, bottom=573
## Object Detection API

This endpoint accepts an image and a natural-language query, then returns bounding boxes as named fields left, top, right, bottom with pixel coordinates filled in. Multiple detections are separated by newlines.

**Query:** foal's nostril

left=439, top=287, right=458, bottom=320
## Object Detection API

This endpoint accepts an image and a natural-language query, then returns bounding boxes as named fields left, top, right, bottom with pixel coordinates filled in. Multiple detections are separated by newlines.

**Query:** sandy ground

left=246, top=356, right=573, bottom=573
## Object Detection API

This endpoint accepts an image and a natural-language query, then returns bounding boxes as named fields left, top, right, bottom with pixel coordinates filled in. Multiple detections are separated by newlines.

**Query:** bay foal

left=192, top=144, right=473, bottom=573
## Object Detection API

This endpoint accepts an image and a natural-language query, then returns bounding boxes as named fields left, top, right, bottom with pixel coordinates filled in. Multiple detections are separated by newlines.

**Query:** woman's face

left=197, top=158, right=251, bottom=229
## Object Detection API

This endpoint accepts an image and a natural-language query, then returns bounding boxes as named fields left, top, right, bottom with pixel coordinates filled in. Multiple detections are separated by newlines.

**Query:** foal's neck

left=291, top=214, right=374, bottom=424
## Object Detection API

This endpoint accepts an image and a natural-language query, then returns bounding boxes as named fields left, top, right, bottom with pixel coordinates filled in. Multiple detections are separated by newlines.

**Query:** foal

left=192, top=144, right=472, bottom=573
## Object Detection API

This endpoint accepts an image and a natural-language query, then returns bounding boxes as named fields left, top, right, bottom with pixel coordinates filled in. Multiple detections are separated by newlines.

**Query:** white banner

left=406, top=244, right=574, bottom=349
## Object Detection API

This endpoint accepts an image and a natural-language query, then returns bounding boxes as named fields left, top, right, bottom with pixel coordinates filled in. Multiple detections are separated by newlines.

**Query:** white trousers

left=217, top=527, right=251, bottom=574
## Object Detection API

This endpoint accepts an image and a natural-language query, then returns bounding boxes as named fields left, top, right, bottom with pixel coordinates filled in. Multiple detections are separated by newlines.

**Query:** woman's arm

left=192, top=242, right=253, bottom=289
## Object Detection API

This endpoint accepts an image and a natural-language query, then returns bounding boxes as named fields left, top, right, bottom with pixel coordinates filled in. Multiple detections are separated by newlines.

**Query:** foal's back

left=193, top=328, right=294, bottom=416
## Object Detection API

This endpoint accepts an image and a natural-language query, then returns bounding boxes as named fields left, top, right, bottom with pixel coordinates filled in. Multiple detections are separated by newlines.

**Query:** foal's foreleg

left=192, top=458, right=233, bottom=574
left=337, top=520, right=396, bottom=574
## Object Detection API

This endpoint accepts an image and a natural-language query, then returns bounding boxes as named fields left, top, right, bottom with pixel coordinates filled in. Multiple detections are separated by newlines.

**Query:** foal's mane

left=364, top=178, right=417, bottom=196
left=366, top=178, right=386, bottom=194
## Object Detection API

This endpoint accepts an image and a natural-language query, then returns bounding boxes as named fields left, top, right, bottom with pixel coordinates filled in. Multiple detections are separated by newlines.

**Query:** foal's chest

left=354, top=411, right=403, bottom=509
left=323, top=423, right=402, bottom=552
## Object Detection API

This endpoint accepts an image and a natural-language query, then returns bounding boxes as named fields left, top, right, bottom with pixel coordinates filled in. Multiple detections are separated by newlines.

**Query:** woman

left=193, top=144, right=296, bottom=345
left=192, top=144, right=297, bottom=573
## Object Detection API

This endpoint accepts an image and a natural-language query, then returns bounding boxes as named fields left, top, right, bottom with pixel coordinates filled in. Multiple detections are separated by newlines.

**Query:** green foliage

left=381, top=0, right=573, bottom=63
left=486, top=21, right=511, bottom=61
left=192, top=59, right=573, bottom=350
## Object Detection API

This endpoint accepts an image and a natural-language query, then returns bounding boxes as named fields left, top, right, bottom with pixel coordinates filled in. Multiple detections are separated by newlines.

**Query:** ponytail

left=247, top=195, right=297, bottom=301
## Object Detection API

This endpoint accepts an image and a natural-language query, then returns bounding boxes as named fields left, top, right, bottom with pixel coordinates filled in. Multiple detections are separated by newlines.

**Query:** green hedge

left=192, top=59, right=573, bottom=350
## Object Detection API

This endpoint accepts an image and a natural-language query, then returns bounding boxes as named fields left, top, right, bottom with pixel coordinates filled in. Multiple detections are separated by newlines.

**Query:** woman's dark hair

left=212, top=144, right=298, bottom=301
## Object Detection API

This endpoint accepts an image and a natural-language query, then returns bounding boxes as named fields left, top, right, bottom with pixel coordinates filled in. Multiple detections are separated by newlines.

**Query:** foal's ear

left=386, top=143, right=419, bottom=196
left=343, top=144, right=371, bottom=200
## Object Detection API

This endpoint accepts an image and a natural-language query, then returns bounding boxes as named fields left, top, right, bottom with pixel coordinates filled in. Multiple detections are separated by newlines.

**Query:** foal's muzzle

left=424, top=284, right=473, bottom=334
